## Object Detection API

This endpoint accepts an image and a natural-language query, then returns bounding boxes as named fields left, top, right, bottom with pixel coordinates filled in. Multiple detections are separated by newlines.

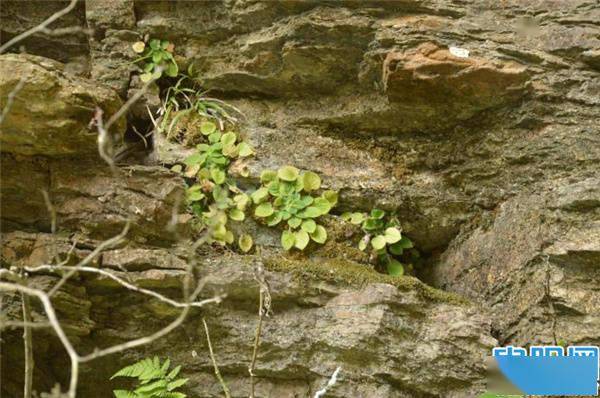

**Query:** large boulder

left=1, top=232, right=494, bottom=398
left=0, top=54, right=125, bottom=156
left=431, top=177, right=600, bottom=346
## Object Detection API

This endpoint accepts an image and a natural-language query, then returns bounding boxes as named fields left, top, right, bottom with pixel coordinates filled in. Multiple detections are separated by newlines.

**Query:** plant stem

left=202, top=318, right=231, bottom=398
left=249, top=289, right=264, bottom=398
left=22, top=293, right=34, bottom=398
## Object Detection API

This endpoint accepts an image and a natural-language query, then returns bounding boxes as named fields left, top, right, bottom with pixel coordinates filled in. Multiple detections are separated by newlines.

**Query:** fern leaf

left=112, top=358, right=163, bottom=382
left=161, top=358, right=171, bottom=373
left=167, top=378, right=188, bottom=391
left=166, top=365, right=181, bottom=380
left=135, top=379, right=167, bottom=395
left=113, top=390, right=137, bottom=398
left=161, top=392, right=186, bottom=398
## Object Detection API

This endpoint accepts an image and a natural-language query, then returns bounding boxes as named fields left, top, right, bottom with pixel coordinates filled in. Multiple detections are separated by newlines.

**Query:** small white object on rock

left=449, top=46, right=470, bottom=58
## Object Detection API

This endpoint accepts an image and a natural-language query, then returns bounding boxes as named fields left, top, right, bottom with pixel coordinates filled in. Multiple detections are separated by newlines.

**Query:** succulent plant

left=180, top=121, right=254, bottom=246
left=252, top=166, right=337, bottom=250
left=132, top=38, right=179, bottom=82
left=342, top=209, right=413, bottom=276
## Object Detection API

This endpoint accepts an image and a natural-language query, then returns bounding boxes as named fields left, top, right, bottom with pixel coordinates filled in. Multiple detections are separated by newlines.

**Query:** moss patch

left=262, top=254, right=469, bottom=306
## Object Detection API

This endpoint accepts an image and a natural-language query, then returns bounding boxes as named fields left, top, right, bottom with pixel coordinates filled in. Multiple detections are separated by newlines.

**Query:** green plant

left=111, top=357, right=188, bottom=398
left=252, top=166, right=337, bottom=250
left=132, top=38, right=178, bottom=82
left=158, top=74, right=243, bottom=140
left=342, top=209, right=413, bottom=276
left=180, top=120, right=254, bottom=246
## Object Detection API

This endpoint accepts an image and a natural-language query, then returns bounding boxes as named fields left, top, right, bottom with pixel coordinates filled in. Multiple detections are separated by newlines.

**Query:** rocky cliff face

left=1, top=1, right=598, bottom=397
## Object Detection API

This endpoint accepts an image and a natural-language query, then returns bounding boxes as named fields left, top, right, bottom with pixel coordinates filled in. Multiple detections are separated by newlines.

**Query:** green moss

left=262, top=254, right=469, bottom=306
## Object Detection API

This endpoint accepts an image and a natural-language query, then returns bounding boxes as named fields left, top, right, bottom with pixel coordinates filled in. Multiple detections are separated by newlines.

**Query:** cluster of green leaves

left=132, top=38, right=178, bottom=82
left=159, top=74, right=241, bottom=139
left=180, top=120, right=254, bottom=249
left=111, top=357, right=187, bottom=398
left=252, top=166, right=337, bottom=250
left=342, top=209, right=413, bottom=276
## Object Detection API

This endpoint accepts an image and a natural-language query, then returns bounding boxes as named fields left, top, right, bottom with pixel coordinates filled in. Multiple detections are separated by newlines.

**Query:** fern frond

left=113, top=390, right=137, bottom=398
left=160, top=392, right=186, bottom=398
left=111, top=357, right=165, bottom=382
left=167, top=378, right=188, bottom=391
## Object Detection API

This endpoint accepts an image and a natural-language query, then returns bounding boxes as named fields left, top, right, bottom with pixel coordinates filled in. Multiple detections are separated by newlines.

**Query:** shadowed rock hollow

left=1, top=0, right=598, bottom=397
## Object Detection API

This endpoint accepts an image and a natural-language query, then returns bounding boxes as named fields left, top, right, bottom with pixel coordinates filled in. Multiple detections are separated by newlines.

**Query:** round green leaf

left=350, top=213, right=365, bottom=225
left=229, top=208, right=245, bottom=221
left=238, top=142, right=254, bottom=157
left=288, top=217, right=302, bottom=228
left=239, top=234, right=253, bottom=253
left=387, top=259, right=404, bottom=276
left=281, top=230, right=295, bottom=250
left=149, top=39, right=161, bottom=50
left=165, top=62, right=178, bottom=77
left=301, top=219, right=316, bottom=233
left=200, top=121, right=217, bottom=135
left=370, top=209, right=385, bottom=219
left=222, top=144, right=239, bottom=158
left=233, top=193, right=249, bottom=210
left=260, top=170, right=277, bottom=183
left=371, top=235, right=386, bottom=250
left=313, top=197, right=331, bottom=215
left=300, top=207, right=321, bottom=218
left=255, top=202, right=274, bottom=218
left=384, top=227, right=402, bottom=244
left=322, top=190, right=338, bottom=206
left=302, top=172, right=321, bottom=191
left=294, top=230, right=310, bottom=250
left=266, top=212, right=282, bottom=226
left=398, top=236, right=414, bottom=249
left=210, top=168, right=226, bottom=185
left=208, top=132, right=222, bottom=143
left=309, top=225, right=327, bottom=244
left=171, top=164, right=182, bottom=173
left=221, top=132, right=237, bottom=147
left=251, top=187, right=269, bottom=204
left=277, top=166, right=299, bottom=182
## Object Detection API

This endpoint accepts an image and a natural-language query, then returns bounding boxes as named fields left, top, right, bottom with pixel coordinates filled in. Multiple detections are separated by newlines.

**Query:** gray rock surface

left=1, top=233, right=494, bottom=398
left=1, top=0, right=599, bottom=397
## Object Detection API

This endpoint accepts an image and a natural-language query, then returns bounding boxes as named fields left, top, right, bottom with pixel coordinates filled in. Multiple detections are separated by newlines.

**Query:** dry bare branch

left=0, top=70, right=30, bottom=125
left=22, top=292, right=35, bottom=398
left=248, top=262, right=272, bottom=398
left=314, top=367, right=342, bottom=398
left=25, top=264, right=223, bottom=309
left=202, top=318, right=231, bottom=398
left=48, top=221, right=130, bottom=297
left=41, top=189, right=57, bottom=234
left=0, top=0, right=79, bottom=54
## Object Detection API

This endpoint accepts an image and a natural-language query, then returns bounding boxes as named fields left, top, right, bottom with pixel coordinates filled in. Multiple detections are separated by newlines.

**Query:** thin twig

left=248, top=262, right=272, bottom=398
left=48, top=221, right=130, bottom=297
left=25, top=264, right=223, bottom=309
left=79, top=280, right=212, bottom=363
left=314, top=367, right=342, bottom=398
left=22, top=292, right=35, bottom=398
left=0, top=282, right=80, bottom=398
left=202, top=318, right=231, bottom=398
left=249, top=289, right=264, bottom=398
left=0, top=320, right=51, bottom=330
left=0, top=0, right=79, bottom=54
left=0, top=71, right=29, bottom=125
left=40, top=189, right=57, bottom=234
